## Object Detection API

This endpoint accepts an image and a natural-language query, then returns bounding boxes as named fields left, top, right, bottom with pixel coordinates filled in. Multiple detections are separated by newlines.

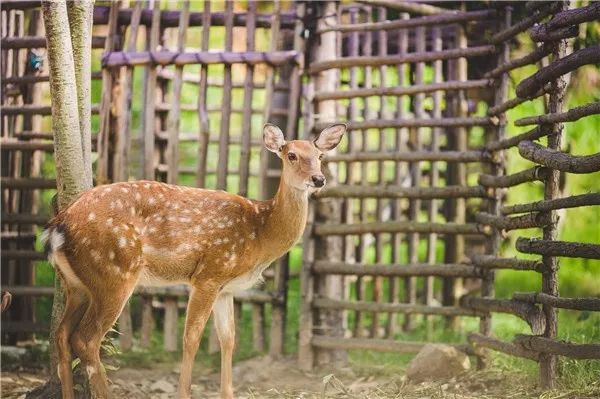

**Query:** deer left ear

left=314, top=123, right=346, bottom=151
left=263, top=123, right=286, bottom=155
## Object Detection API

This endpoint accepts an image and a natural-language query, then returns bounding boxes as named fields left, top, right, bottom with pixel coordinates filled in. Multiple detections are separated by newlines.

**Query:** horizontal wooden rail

left=488, top=2, right=561, bottom=44
left=530, top=25, right=579, bottom=42
left=2, top=71, right=102, bottom=85
left=318, top=9, right=495, bottom=33
left=355, top=0, right=450, bottom=15
left=325, top=150, right=486, bottom=163
left=484, top=43, right=552, bottom=79
left=316, top=117, right=492, bottom=132
left=3, top=285, right=279, bottom=304
left=514, top=102, right=600, bottom=126
left=312, top=261, right=480, bottom=277
left=469, top=254, right=543, bottom=272
left=516, top=238, right=600, bottom=260
left=516, top=46, right=600, bottom=98
left=312, top=336, right=424, bottom=353
left=0, top=2, right=296, bottom=28
left=461, top=297, right=546, bottom=334
left=1, top=178, right=57, bottom=189
left=1, top=140, right=55, bottom=152
left=313, top=297, right=483, bottom=317
left=514, top=335, right=600, bottom=360
left=513, top=292, right=600, bottom=311
left=2, top=104, right=100, bottom=116
left=1, top=250, right=46, bottom=260
left=1, top=213, right=49, bottom=225
left=468, top=333, right=539, bottom=361
left=308, top=46, right=496, bottom=74
left=94, top=6, right=297, bottom=29
left=315, top=185, right=487, bottom=200
left=101, top=50, right=301, bottom=68
left=487, top=87, right=549, bottom=117
left=475, top=211, right=554, bottom=232
left=518, top=141, right=600, bottom=174
left=314, top=221, right=485, bottom=236
left=501, top=193, right=600, bottom=215
left=529, top=2, right=600, bottom=42
left=1, top=35, right=105, bottom=49
left=484, top=126, right=549, bottom=151
left=314, top=80, right=492, bottom=101
left=479, top=166, right=550, bottom=188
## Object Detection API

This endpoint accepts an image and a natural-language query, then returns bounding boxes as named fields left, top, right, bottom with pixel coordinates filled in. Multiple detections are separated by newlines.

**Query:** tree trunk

left=27, top=1, right=93, bottom=398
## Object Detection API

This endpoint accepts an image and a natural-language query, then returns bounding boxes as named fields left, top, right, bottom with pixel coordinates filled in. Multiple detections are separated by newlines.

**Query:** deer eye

left=287, top=152, right=297, bottom=161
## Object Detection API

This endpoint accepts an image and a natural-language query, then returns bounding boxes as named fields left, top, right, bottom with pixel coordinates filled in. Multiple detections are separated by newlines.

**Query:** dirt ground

left=2, top=355, right=599, bottom=399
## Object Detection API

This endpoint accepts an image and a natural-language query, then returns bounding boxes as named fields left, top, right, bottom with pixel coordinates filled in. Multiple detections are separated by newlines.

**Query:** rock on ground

left=406, top=343, right=470, bottom=383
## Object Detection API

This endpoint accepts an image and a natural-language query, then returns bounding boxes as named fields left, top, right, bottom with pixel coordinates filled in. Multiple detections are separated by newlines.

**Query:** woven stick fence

left=1, top=0, right=598, bottom=389
left=297, top=1, right=600, bottom=389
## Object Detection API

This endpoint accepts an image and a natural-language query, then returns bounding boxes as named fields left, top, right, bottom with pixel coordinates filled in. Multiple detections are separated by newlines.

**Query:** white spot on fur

left=88, top=212, right=96, bottom=221
left=106, top=218, right=113, bottom=226
left=148, top=197, right=156, bottom=205
left=121, top=188, right=129, bottom=194
left=91, top=250, right=101, bottom=262
left=109, top=251, right=115, bottom=260
left=118, top=237, right=127, bottom=248
left=135, top=192, right=142, bottom=201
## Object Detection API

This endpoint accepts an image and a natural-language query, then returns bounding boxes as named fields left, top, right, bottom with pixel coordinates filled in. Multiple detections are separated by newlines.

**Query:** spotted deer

left=42, top=123, right=345, bottom=399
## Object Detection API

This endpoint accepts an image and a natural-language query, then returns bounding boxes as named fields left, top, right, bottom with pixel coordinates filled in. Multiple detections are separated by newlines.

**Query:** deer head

left=263, top=123, right=346, bottom=191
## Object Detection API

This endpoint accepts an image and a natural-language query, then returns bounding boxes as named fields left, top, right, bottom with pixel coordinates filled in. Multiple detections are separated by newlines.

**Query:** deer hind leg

left=70, top=279, right=138, bottom=399
left=213, top=293, right=235, bottom=399
left=52, top=251, right=90, bottom=399
left=177, top=282, right=220, bottom=399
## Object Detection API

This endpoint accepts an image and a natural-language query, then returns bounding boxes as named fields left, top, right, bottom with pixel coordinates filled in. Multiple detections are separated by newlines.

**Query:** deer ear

left=314, top=123, right=346, bottom=151
left=263, top=123, right=286, bottom=154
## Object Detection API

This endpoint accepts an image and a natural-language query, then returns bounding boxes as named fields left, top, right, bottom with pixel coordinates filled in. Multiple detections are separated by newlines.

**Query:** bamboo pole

left=314, top=79, right=492, bottom=102
left=141, top=0, right=160, bottom=180
left=313, top=261, right=480, bottom=278
left=309, top=45, right=496, bottom=74
left=195, top=0, right=210, bottom=188
left=238, top=1, right=256, bottom=198
left=165, top=0, right=189, bottom=185
left=216, top=0, right=234, bottom=191
left=318, top=9, right=494, bottom=33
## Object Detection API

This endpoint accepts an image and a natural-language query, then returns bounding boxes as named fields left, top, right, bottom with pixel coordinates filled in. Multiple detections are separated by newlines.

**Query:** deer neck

left=257, top=178, right=309, bottom=262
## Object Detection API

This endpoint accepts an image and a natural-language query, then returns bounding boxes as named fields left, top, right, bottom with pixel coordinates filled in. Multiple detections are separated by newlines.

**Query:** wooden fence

left=297, top=0, right=600, bottom=389
left=1, top=0, right=599, bottom=389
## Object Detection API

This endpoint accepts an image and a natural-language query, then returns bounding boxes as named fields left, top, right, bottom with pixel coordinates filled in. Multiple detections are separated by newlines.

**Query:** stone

left=406, top=344, right=470, bottom=383
left=149, top=379, right=176, bottom=393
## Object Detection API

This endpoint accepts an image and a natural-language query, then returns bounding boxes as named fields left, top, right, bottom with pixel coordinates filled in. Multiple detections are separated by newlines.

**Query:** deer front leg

left=213, top=293, right=235, bottom=399
left=178, top=283, right=220, bottom=399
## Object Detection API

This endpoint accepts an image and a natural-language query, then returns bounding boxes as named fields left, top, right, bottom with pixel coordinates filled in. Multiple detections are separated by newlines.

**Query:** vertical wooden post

left=479, top=6, right=511, bottom=367
left=216, top=0, right=234, bottom=191
left=354, top=5, right=373, bottom=339
left=196, top=0, right=211, bottom=188
left=426, top=26, right=443, bottom=339
left=140, top=295, right=154, bottom=348
left=404, top=26, right=426, bottom=332
left=166, top=0, right=190, bottom=185
left=299, top=201, right=316, bottom=369
left=443, top=22, right=467, bottom=330
left=251, top=303, right=265, bottom=352
left=141, top=0, right=160, bottom=181
left=540, top=4, right=567, bottom=388
left=163, top=297, right=178, bottom=352
left=371, top=6, right=387, bottom=338
left=312, top=0, right=345, bottom=366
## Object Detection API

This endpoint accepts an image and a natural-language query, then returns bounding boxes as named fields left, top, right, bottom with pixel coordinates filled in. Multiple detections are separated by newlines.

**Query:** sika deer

left=42, top=123, right=345, bottom=399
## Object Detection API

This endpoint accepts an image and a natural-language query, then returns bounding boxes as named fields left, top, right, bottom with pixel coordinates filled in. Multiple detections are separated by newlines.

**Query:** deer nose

left=311, top=175, right=326, bottom=187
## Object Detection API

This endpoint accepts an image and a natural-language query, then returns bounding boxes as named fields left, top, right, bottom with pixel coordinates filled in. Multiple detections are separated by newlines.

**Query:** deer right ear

left=263, top=123, right=286, bottom=155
